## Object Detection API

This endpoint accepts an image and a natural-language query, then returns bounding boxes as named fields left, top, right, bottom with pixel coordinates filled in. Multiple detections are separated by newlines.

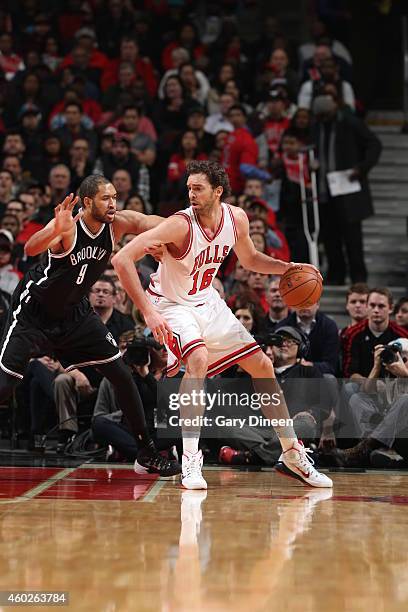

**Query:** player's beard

left=91, top=203, right=115, bottom=224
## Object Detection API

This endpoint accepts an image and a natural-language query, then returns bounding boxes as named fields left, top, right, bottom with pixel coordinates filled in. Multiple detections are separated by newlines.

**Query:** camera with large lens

left=123, top=336, right=162, bottom=367
left=380, top=342, right=402, bottom=366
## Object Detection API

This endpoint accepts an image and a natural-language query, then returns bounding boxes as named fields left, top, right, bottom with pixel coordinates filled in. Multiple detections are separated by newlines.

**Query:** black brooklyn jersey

left=27, top=216, right=114, bottom=317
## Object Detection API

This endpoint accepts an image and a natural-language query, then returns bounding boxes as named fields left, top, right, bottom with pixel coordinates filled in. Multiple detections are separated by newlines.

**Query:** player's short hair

left=78, top=175, right=111, bottom=202
left=346, top=283, right=370, bottom=301
left=368, top=287, right=393, bottom=307
left=186, top=160, right=231, bottom=198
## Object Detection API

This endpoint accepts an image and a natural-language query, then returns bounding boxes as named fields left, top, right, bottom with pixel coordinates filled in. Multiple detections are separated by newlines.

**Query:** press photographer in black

left=92, top=330, right=178, bottom=462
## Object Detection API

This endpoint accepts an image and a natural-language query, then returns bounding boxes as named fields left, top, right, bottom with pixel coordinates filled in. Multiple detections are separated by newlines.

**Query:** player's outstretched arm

left=112, top=215, right=188, bottom=344
left=113, top=210, right=164, bottom=241
left=231, top=206, right=321, bottom=278
left=25, top=194, right=81, bottom=257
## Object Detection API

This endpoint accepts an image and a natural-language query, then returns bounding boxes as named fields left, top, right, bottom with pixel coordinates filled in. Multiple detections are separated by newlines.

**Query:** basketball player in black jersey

left=0, top=174, right=180, bottom=477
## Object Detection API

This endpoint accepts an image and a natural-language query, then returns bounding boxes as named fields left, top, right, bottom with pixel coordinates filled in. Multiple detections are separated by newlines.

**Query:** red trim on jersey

left=192, top=204, right=224, bottom=242
left=207, top=342, right=261, bottom=377
left=226, top=204, right=238, bottom=243
left=173, top=212, right=193, bottom=260
left=146, top=286, right=164, bottom=298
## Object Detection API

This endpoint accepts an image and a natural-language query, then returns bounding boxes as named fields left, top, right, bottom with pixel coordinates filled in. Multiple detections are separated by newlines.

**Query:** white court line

left=0, top=467, right=77, bottom=505
left=141, top=478, right=169, bottom=503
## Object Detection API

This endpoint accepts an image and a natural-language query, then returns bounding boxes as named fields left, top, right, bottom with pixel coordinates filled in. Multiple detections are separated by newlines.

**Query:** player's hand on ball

left=289, top=262, right=323, bottom=282
left=144, top=309, right=173, bottom=345
left=54, top=193, right=82, bottom=234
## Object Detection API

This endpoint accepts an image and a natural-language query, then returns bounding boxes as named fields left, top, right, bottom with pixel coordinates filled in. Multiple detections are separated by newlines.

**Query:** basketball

left=279, top=265, right=323, bottom=308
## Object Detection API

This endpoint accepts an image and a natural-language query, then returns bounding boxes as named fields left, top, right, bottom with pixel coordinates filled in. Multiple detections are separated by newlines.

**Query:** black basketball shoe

left=134, top=445, right=181, bottom=478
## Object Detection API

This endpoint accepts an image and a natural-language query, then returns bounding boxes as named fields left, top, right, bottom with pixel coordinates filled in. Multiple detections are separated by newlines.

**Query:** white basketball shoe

left=275, top=440, right=333, bottom=488
left=182, top=450, right=208, bottom=490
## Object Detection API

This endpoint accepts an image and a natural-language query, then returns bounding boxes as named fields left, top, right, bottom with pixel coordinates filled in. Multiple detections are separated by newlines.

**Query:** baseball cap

left=274, top=326, right=303, bottom=343
left=18, top=103, right=41, bottom=119
left=268, top=89, right=286, bottom=102
left=75, top=27, right=96, bottom=40
left=0, top=229, right=14, bottom=248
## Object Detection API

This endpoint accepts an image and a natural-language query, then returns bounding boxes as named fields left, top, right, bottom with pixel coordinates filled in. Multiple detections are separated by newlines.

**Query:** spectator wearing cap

left=53, top=102, right=98, bottom=160
left=276, top=301, right=340, bottom=376
left=221, top=104, right=258, bottom=194
left=204, top=93, right=234, bottom=136
left=186, top=107, right=214, bottom=154
left=0, top=228, right=21, bottom=294
left=101, top=36, right=157, bottom=97
left=97, top=134, right=150, bottom=204
left=115, top=105, right=156, bottom=167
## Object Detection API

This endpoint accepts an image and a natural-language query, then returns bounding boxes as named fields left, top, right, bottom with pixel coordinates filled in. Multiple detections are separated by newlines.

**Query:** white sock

left=275, top=427, right=298, bottom=452
left=183, top=437, right=200, bottom=455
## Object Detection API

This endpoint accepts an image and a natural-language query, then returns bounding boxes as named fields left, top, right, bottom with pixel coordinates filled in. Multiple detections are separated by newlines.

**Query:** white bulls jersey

left=148, top=202, right=237, bottom=306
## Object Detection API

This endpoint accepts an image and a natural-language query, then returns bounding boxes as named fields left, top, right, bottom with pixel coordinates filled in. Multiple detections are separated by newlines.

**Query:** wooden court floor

left=0, top=465, right=407, bottom=611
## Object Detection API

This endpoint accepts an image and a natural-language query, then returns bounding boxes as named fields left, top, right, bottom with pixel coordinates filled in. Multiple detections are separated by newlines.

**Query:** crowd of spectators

left=0, top=1, right=402, bottom=470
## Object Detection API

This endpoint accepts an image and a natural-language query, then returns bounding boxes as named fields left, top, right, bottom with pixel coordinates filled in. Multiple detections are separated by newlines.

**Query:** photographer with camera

left=92, top=329, right=178, bottom=463
left=332, top=338, right=408, bottom=468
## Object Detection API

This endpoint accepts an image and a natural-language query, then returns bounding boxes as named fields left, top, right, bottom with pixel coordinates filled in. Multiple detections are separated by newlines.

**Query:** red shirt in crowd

left=101, top=57, right=158, bottom=96
left=282, top=153, right=310, bottom=186
left=167, top=152, right=208, bottom=182
left=221, top=127, right=258, bottom=194
left=263, top=117, right=290, bottom=155
left=16, top=221, right=44, bottom=245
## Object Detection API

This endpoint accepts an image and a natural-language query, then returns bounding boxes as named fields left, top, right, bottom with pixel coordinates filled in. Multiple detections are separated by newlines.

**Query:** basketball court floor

left=0, top=463, right=407, bottom=611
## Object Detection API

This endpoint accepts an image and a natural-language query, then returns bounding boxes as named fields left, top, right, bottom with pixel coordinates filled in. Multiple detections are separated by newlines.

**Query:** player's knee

left=185, top=348, right=208, bottom=378
left=255, top=352, right=275, bottom=377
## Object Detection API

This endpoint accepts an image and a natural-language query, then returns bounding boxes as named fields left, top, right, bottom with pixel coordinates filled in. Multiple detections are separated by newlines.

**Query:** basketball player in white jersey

left=112, top=161, right=333, bottom=490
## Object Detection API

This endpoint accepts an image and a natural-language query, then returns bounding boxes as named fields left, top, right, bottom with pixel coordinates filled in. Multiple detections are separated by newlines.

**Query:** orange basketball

left=279, top=265, right=323, bottom=308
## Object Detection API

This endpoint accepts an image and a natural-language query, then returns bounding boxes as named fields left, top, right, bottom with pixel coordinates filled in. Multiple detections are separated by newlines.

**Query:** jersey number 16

left=188, top=267, right=216, bottom=295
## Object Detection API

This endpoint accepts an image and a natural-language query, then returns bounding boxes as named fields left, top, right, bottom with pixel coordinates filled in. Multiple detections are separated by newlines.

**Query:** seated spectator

left=207, top=62, right=236, bottom=114
left=0, top=32, right=24, bottom=81
left=111, top=169, right=133, bottom=210
left=394, top=297, right=408, bottom=330
left=13, top=190, right=43, bottom=244
left=301, top=43, right=353, bottom=86
left=161, top=22, right=205, bottom=72
left=157, top=47, right=190, bottom=97
left=342, top=288, right=408, bottom=380
left=58, top=40, right=106, bottom=89
left=186, top=108, right=214, bottom=155
left=332, top=339, right=408, bottom=468
left=53, top=276, right=134, bottom=452
left=124, top=193, right=148, bottom=214
left=298, top=57, right=355, bottom=111
left=96, top=134, right=150, bottom=204
left=102, top=61, right=140, bottom=112
left=153, top=75, right=196, bottom=138
left=221, top=104, right=258, bottom=194
left=18, top=104, right=44, bottom=170
left=48, top=78, right=102, bottom=129
left=92, top=329, right=175, bottom=462
left=164, top=130, right=207, bottom=203
left=262, top=276, right=289, bottom=333
left=256, top=47, right=299, bottom=101
left=178, top=61, right=210, bottom=107
left=68, top=138, right=94, bottom=191
left=42, top=34, right=63, bottom=72
left=0, top=213, right=20, bottom=240
left=53, top=102, right=98, bottom=160
left=95, top=1, right=136, bottom=59
left=2, top=156, right=24, bottom=191
left=298, top=19, right=352, bottom=71
left=0, top=169, right=14, bottom=210
left=48, top=163, right=71, bottom=209
left=39, top=134, right=67, bottom=183
left=101, top=36, right=157, bottom=97
left=233, top=302, right=263, bottom=336
left=276, top=301, right=339, bottom=375
left=115, top=104, right=156, bottom=167
left=246, top=200, right=290, bottom=262
left=0, top=230, right=21, bottom=294
left=204, top=93, right=234, bottom=135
